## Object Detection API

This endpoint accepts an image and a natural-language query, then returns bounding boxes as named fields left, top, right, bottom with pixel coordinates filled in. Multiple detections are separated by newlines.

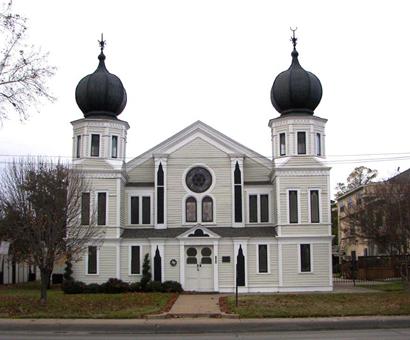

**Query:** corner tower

left=72, top=36, right=129, bottom=166
left=71, top=36, right=129, bottom=247
left=269, top=30, right=333, bottom=291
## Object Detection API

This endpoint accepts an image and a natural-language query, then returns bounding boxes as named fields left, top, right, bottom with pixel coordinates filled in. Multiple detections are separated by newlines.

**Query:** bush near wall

left=61, top=278, right=182, bottom=294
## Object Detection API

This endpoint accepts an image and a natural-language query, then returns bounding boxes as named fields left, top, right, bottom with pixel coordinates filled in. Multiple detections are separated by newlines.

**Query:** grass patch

left=224, top=291, right=410, bottom=318
left=0, top=284, right=175, bottom=318
left=358, top=281, right=405, bottom=292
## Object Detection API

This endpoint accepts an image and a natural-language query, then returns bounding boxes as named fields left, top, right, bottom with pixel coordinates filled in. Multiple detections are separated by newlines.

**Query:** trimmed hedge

left=62, top=278, right=183, bottom=294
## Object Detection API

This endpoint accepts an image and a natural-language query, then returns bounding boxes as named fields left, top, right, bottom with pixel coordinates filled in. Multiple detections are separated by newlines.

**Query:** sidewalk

left=0, top=316, right=409, bottom=334
left=167, top=294, right=225, bottom=317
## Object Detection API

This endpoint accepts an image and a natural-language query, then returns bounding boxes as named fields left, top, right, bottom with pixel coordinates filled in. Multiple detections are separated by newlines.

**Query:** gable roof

left=126, top=120, right=272, bottom=171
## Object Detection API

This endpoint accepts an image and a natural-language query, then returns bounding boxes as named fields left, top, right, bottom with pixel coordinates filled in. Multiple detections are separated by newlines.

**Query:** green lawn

left=0, top=283, right=175, bottom=318
left=358, top=281, right=405, bottom=292
left=224, top=291, right=410, bottom=318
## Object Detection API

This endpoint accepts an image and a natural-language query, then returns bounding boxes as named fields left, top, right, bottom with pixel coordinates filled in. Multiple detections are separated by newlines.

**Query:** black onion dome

left=271, top=46, right=322, bottom=115
left=75, top=51, right=127, bottom=118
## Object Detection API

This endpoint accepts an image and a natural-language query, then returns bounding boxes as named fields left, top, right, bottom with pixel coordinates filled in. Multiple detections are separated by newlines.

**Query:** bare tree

left=0, top=1, right=55, bottom=122
left=0, top=158, right=103, bottom=304
left=335, top=166, right=378, bottom=198
left=343, top=176, right=410, bottom=285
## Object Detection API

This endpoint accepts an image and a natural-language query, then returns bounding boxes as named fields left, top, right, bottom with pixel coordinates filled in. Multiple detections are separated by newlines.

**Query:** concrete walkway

left=167, top=294, right=226, bottom=317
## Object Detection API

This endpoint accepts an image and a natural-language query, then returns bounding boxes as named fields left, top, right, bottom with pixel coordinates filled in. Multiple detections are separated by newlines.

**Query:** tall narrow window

left=279, top=133, right=286, bottom=156
left=130, top=246, right=140, bottom=274
left=316, top=133, right=321, bottom=156
left=310, top=190, right=320, bottom=223
left=76, top=135, right=81, bottom=158
left=91, top=134, right=100, bottom=157
left=234, top=162, right=242, bottom=223
left=131, top=196, right=139, bottom=224
left=87, top=246, right=97, bottom=274
left=142, top=197, right=151, bottom=224
left=260, top=194, right=269, bottom=222
left=202, top=196, right=213, bottom=222
left=111, top=135, right=118, bottom=158
left=258, top=244, right=268, bottom=273
left=300, top=244, right=311, bottom=272
left=249, top=195, right=258, bottom=223
left=157, top=164, right=164, bottom=224
left=186, top=197, right=197, bottom=222
left=81, top=192, right=90, bottom=225
left=297, top=132, right=306, bottom=155
left=97, top=192, right=106, bottom=225
left=289, top=190, right=298, bottom=223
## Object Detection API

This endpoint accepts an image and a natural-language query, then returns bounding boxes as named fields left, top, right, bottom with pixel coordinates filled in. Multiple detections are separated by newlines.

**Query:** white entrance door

left=185, top=246, right=214, bottom=292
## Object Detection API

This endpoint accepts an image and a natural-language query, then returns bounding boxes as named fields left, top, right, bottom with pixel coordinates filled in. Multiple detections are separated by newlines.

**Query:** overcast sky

left=1, top=0, right=410, bottom=197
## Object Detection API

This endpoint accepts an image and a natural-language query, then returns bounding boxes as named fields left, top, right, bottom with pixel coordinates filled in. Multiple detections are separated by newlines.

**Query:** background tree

left=335, top=166, right=378, bottom=198
left=0, top=158, right=103, bottom=304
left=343, top=175, right=410, bottom=285
left=0, top=1, right=55, bottom=121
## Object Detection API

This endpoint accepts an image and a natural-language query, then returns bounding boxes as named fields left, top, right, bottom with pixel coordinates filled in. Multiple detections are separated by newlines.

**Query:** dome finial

left=290, top=27, right=298, bottom=49
left=97, top=33, right=106, bottom=62
left=98, top=33, right=106, bottom=53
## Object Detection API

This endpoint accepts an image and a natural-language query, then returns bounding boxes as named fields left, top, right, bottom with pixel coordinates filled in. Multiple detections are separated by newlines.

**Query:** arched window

left=202, top=196, right=213, bottom=222
left=186, top=197, right=197, bottom=222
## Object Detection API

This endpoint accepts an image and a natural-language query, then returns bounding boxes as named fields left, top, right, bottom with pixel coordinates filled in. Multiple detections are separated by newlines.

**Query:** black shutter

left=234, top=162, right=242, bottom=223
left=91, top=134, right=100, bottom=157
left=316, top=133, right=321, bottom=156
left=258, top=244, right=268, bottom=273
left=234, top=186, right=242, bottom=222
left=157, top=164, right=164, bottom=185
left=300, top=244, right=311, bottom=272
left=131, top=196, right=139, bottom=224
left=97, top=193, right=106, bottom=225
left=157, top=163, right=164, bottom=224
left=88, top=246, right=97, bottom=274
left=111, top=136, right=118, bottom=158
left=131, top=246, right=140, bottom=274
left=157, top=188, right=164, bottom=224
left=297, top=132, right=306, bottom=155
left=236, top=246, right=245, bottom=286
left=81, top=192, right=90, bottom=225
left=289, top=190, right=298, bottom=223
left=142, top=197, right=151, bottom=224
left=76, top=135, right=81, bottom=158
left=260, top=194, right=269, bottom=222
left=154, top=247, right=162, bottom=282
left=249, top=195, right=257, bottom=222
left=280, top=133, right=286, bottom=156
left=310, top=190, right=320, bottom=223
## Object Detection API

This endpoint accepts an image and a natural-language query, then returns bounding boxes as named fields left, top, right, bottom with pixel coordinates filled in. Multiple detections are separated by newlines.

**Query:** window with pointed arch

left=202, top=196, right=213, bottom=222
left=185, top=196, right=197, bottom=222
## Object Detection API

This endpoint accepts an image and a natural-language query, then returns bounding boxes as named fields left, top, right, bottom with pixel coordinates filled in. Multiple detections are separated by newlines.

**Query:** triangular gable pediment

left=176, top=225, right=221, bottom=239
left=126, top=120, right=272, bottom=171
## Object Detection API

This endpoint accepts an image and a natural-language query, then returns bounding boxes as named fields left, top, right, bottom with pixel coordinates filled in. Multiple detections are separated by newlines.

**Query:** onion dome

left=75, top=35, right=127, bottom=119
left=270, top=30, right=322, bottom=115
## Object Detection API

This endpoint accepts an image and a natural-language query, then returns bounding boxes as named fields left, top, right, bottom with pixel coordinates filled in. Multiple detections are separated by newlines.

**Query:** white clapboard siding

left=281, top=243, right=330, bottom=287
left=167, top=137, right=232, bottom=227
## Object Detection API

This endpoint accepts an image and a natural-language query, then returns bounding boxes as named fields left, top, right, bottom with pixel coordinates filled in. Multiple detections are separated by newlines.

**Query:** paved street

left=1, top=328, right=410, bottom=340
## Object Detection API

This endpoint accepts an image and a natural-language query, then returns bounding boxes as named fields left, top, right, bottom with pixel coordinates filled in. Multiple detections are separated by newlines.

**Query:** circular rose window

left=186, top=167, right=212, bottom=193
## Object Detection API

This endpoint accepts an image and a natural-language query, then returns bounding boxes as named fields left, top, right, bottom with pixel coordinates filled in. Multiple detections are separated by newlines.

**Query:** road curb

left=0, top=316, right=409, bottom=334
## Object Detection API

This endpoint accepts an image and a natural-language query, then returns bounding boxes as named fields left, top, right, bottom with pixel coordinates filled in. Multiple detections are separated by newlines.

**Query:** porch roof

left=121, top=226, right=277, bottom=239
